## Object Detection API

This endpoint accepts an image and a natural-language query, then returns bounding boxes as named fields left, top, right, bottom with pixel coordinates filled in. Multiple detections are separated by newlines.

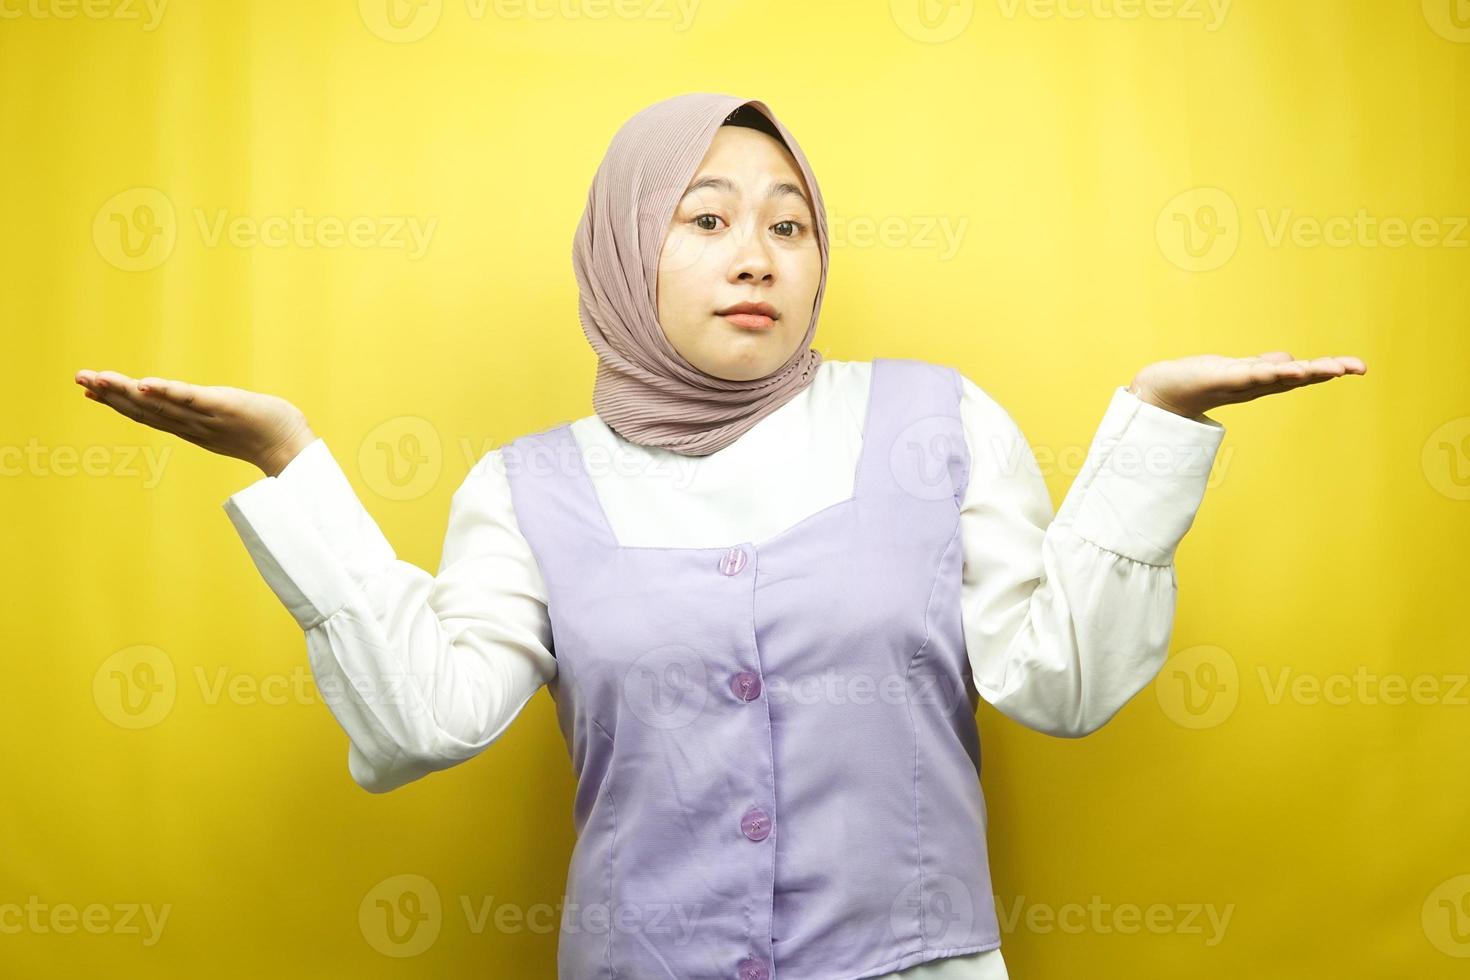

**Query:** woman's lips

left=720, top=312, right=775, bottom=330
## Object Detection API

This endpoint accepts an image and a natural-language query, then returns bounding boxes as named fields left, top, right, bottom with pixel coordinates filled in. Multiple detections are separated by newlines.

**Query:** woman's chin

left=697, top=342, right=794, bottom=382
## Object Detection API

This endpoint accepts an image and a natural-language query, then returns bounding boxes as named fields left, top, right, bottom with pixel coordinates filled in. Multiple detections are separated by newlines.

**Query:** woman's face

left=656, top=124, right=822, bottom=382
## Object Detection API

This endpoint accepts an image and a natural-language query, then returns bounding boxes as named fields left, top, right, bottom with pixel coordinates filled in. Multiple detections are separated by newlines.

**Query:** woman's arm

left=957, top=375, right=1225, bottom=736
left=222, top=439, right=557, bottom=793
left=75, top=368, right=555, bottom=791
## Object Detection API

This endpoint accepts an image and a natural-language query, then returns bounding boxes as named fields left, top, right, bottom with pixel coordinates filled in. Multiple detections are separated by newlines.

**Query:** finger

left=1291, top=359, right=1367, bottom=384
left=1255, top=357, right=1338, bottom=384
left=137, top=377, right=219, bottom=418
left=1291, top=356, right=1348, bottom=380
left=76, top=370, right=109, bottom=391
left=1225, top=357, right=1305, bottom=390
left=1275, top=355, right=1366, bottom=381
left=90, top=383, right=175, bottom=429
left=134, top=385, right=205, bottom=427
left=1232, top=368, right=1351, bottom=403
left=1271, top=359, right=1312, bottom=380
left=91, top=381, right=206, bottom=435
left=90, top=371, right=186, bottom=425
left=1222, top=378, right=1312, bottom=404
left=93, top=372, right=214, bottom=426
left=1260, top=379, right=1313, bottom=397
left=89, top=370, right=137, bottom=402
left=77, top=374, right=112, bottom=399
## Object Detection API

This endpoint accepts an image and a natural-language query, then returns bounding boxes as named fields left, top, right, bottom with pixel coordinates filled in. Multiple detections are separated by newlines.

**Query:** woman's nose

left=728, top=225, right=775, bottom=282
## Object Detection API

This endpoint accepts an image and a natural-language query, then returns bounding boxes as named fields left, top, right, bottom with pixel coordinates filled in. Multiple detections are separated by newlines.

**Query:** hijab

left=571, top=93, right=830, bottom=457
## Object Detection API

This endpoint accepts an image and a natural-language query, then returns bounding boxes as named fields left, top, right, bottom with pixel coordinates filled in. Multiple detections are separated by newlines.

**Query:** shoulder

left=938, top=364, right=1028, bottom=443
left=808, top=356, right=867, bottom=404
left=870, top=357, right=1034, bottom=455
left=942, top=369, right=1041, bottom=490
left=854, top=356, right=1009, bottom=416
left=459, top=415, right=576, bottom=502
left=856, top=355, right=975, bottom=395
left=812, top=356, right=868, bottom=384
left=822, top=356, right=1002, bottom=423
left=951, top=368, right=1016, bottom=427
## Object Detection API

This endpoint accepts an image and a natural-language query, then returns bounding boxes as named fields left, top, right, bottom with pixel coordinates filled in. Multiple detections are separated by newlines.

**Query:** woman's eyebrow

left=681, top=175, right=810, bottom=210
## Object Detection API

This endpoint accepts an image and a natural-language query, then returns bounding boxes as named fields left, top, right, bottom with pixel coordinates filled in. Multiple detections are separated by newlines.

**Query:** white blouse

left=221, top=358, right=1225, bottom=980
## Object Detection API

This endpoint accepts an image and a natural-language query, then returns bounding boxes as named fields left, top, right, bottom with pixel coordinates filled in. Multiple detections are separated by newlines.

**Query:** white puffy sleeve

left=221, top=437, right=556, bottom=792
left=957, top=378, right=1226, bottom=736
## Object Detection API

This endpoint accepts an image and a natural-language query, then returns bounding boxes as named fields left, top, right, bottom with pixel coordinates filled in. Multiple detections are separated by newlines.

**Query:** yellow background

left=3, top=0, right=1467, bottom=975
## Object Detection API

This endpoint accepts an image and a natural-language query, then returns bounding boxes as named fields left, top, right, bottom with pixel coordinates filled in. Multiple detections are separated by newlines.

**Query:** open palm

left=1129, top=351, right=1367, bottom=419
left=75, top=369, right=315, bottom=476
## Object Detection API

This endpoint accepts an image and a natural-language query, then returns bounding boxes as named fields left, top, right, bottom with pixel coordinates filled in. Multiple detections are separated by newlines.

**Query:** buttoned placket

left=720, top=543, right=773, bottom=980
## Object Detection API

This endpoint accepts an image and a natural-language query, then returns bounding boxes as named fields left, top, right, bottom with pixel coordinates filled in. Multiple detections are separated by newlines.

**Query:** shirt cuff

left=1051, top=386, right=1226, bottom=566
left=221, top=437, right=396, bottom=630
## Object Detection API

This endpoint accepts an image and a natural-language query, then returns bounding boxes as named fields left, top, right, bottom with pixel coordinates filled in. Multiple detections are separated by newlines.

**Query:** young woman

left=75, top=93, right=1364, bottom=979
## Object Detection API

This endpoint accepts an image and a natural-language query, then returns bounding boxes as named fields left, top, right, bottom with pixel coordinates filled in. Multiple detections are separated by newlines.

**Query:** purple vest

left=501, top=357, right=1001, bottom=979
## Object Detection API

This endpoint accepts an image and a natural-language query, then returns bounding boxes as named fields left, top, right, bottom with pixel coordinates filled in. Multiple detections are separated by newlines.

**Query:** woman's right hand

left=75, top=369, right=317, bottom=477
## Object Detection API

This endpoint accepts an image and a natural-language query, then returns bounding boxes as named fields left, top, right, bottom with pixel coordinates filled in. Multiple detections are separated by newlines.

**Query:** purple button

left=740, top=807, right=771, bottom=842
left=737, top=956, right=769, bottom=980
left=730, top=671, right=762, bottom=701
left=718, top=546, right=748, bottom=576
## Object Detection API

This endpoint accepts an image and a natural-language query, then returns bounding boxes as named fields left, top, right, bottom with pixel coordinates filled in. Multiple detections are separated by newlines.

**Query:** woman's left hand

left=1127, top=351, right=1367, bottom=419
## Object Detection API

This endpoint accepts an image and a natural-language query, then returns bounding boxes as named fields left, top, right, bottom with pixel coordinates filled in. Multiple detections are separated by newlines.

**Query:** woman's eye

left=691, top=215, right=807, bottom=237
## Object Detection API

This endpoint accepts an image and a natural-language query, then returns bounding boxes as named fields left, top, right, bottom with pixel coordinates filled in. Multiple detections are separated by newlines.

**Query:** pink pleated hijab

left=572, top=93, right=830, bottom=457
